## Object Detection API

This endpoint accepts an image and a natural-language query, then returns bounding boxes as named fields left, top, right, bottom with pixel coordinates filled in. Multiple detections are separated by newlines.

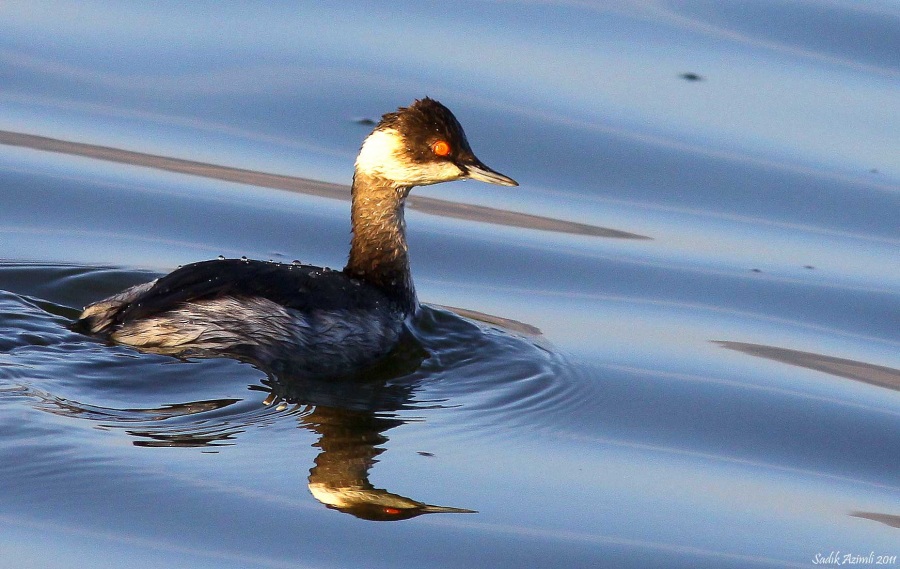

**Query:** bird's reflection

left=254, top=333, right=475, bottom=520
left=290, top=404, right=473, bottom=520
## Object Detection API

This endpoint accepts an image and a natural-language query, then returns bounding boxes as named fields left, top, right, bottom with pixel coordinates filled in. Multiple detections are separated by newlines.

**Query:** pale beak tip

left=465, top=161, right=519, bottom=187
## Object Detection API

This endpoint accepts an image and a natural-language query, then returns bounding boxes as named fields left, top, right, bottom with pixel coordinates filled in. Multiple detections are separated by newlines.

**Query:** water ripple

left=0, top=265, right=587, bottom=448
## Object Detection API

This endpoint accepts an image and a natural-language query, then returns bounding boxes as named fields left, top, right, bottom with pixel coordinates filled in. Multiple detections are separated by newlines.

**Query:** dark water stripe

left=0, top=130, right=649, bottom=240
left=849, top=511, right=900, bottom=529
left=716, top=341, right=900, bottom=391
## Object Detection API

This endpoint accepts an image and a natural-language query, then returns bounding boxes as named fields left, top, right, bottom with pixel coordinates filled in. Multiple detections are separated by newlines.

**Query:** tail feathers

left=72, top=279, right=158, bottom=337
left=73, top=299, right=125, bottom=336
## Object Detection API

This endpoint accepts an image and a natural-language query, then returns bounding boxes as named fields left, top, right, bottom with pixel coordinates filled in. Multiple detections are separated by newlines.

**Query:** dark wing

left=113, top=259, right=384, bottom=324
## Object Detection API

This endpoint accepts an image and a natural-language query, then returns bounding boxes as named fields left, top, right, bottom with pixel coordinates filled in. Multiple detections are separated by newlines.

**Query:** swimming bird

left=75, top=98, right=517, bottom=376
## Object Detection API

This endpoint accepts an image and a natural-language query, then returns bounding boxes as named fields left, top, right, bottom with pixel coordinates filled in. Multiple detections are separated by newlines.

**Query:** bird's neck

left=345, top=171, right=416, bottom=312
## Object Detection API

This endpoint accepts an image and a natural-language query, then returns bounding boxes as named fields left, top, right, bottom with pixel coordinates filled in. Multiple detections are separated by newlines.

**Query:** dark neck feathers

left=344, top=171, right=416, bottom=313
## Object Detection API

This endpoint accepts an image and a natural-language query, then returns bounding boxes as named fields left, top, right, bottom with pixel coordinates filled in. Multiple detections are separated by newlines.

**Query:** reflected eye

left=431, top=140, right=451, bottom=157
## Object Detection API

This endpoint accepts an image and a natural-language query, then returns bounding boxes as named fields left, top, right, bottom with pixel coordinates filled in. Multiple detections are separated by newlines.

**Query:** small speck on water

left=353, top=117, right=376, bottom=126
left=804, top=265, right=815, bottom=270
left=418, top=451, right=435, bottom=457
left=751, top=268, right=762, bottom=273
left=679, top=72, right=704, bottom=81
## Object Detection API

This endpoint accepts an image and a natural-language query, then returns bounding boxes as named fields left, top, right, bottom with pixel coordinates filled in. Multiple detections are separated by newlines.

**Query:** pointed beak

left=462, top=159, right=518, bottom=187
left=420, top=504, right=478, bottom=514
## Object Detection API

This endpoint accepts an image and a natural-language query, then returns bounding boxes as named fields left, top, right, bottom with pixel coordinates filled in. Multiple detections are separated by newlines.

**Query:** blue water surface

left=0, top=2, right=898, bottom=568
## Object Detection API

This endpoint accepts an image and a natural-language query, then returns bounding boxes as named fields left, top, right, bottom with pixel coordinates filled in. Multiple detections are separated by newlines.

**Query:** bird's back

left=76, top=259, right=407, bottom=376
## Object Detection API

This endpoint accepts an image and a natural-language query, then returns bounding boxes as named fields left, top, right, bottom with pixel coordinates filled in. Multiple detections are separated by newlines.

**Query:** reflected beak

left=463, top=159, right=518, bottom=187
left=420, top=504, right=478, bottom=514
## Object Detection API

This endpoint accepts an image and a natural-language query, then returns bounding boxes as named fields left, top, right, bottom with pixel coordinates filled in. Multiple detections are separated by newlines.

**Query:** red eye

left=431, top=140, right=451, bottom=156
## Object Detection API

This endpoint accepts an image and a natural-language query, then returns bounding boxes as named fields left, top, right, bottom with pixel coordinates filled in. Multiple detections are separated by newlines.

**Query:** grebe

left=75, top=98, right=517, bottom=376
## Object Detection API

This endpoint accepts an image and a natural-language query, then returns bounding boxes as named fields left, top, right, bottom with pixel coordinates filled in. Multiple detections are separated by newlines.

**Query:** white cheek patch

left=356, top=128, right=463, bottom=186
left=356, top=129, right=407, bottom=179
